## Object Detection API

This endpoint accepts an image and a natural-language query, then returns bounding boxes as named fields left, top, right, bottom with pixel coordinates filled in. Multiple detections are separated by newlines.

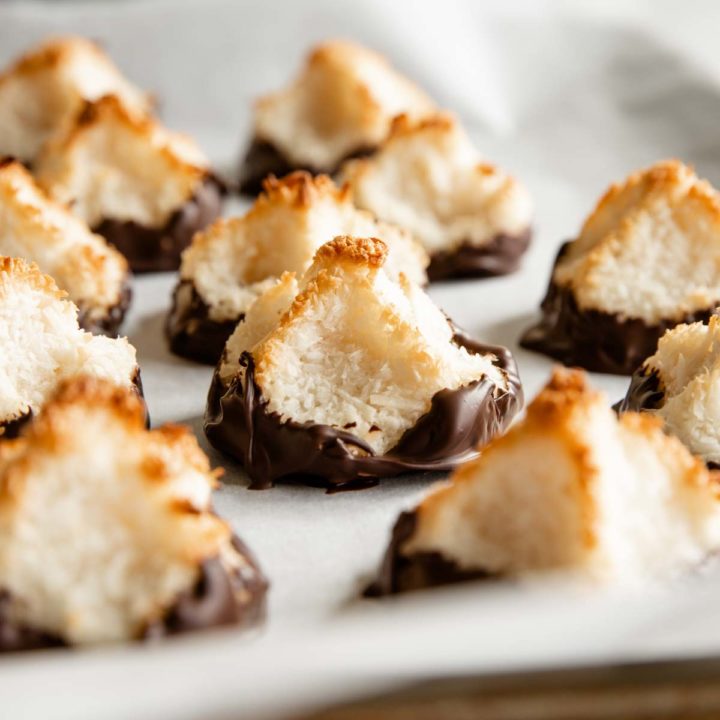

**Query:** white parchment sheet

left=2, top=1, right=720, bottom=718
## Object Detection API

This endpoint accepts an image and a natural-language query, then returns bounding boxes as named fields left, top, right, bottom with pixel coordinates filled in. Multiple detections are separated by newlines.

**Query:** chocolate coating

left=366, top=511, right=494, bottom=596
left=144, top=536, right=268, bottom=639
left=166, top=280, right=240, bottom=365
left=204, top=331, right=523, bottom=491
left=615, top=366, right=720, bottom=471
left=93, top=177, right=223, bottom=273
left=238, top=138, right=373, bottom=196
left=615, top=367, right=664, bottom=414
left=427, top=229, right=532, bottom=282
left=0, top=592, right=66, bottom=652
left=520, top=242, right=717, bottom=375
left=77, top=274, right=133, bottom=337
left=0, top=537, right=267, bottom=652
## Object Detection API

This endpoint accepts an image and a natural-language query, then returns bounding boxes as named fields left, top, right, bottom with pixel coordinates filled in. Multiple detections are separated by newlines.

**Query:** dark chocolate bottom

left=0, top=537, right=267, bottom=652
left=144, top=536, right=267, bottom=639
left=520, top=242, right=717, bottom=375
left=93, top=177, right=223, bottom=273
left=166, top=280, right=240, bottom=365
left=204, top=331, right=522, bottom=491
left=237, top=138, right=373, bottom=196
left=427, top=229, right=532, bottom=281
left=366, top=511, right=494, bottom=596
left=616, top=367, right=720, bottom=471
left=76, top=274, right=133, bottom=337
left=615, top=367, right=664, bottom=414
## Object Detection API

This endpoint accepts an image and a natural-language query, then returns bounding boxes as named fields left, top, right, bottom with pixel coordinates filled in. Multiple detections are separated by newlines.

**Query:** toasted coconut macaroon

left=521, top=160, right=720, bottom=374
left=370, top=368, right=720, bottom=595
left=0, top=159, right=130, bottom=335
left=238, top=40, right=435, bottom=195
left=0, top=256, right=141, bottom=438
left=168, top=172, right=429, bottom=365
left=618, top=313, right=720, bottom=468
left=341, top=114, right=533, bottom=281
left=204, top=236, right=522, bottom=491
left=34, top=95, right=222, bottom=273
left=0, top=376, right=267, bottom=650
left=0, top=36, right=149, bottom=165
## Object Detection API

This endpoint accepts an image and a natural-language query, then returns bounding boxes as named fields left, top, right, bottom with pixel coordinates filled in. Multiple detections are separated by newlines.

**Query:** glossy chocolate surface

left=520, top=242, right=716, bottom=375
left=366, top=511, right=494, bottom=596
left=94, top=177, right=222, bottom=273
left=427, top=229, right=532, bottom=282
left=166, top=280, right=240, bottom=365
left=615, top=367, right=664, bottom=414
left=204, top=331, right=523, bottom=491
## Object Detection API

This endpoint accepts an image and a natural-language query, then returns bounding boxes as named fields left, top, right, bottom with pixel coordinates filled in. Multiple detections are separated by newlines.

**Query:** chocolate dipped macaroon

left=521, top=160, right=720, bottom=374
left=238, top=40, right=435, bottom=195
left=205, top=236, right=522, bottom=491
left=34, top=95, right=222, bottom=273
left=168, top=171, right=427, bottom=365
left=0, top=256, right=141, bottom=438
left=0, top=376, right=267, bottom=651
left=618, top=313, right=720, bottom=468
left=0, top=36, right=150, bottom=166
left=0, top=159, right=131, bottom=335
left=341, top=114, right=533, bottom=281
left=370, top=368, right=720, bottom=595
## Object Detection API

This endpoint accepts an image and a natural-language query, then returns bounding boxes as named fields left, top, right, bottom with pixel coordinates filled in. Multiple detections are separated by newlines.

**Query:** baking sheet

left=3, top=0, right=720, bottom=717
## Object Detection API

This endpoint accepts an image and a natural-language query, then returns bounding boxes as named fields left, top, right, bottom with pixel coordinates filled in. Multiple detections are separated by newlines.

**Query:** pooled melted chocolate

left=166, top=280, right=241, bottom=365
left=520, top=242, right=717, bottom=375
left=0, top=537, right=267, bottom=652
left=93, top=177, right=223, bottom=273
left=237, top=138, right=374, bottom=196
left=427, top=229, right=532, bottom=282
left=365, top=511, right=495, bottom=596
left=204, top=332, right=523, bottom=491
left=77, top=273, right=133, bottom=337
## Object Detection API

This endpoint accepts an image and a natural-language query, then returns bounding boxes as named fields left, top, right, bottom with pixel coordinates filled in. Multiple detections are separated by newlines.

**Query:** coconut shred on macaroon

left=522, top=160, right=720, bottom=374
left=204, top=236, right=522, bottom=490
left=34, top=95, right=222, bottom=273
left=370, top=368, right=720, bottom=595
left=167, top=171, right=428, bottom=364
left=0, top=376, right=267, bottom=650
left=237, top=39, right=436, bottom=195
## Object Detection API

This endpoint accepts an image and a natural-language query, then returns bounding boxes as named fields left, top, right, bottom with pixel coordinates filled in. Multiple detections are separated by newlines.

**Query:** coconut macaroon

left=370, top=368, right=720, bottom=594
left=0, top=376, right=267, bottom=650
left=0, top=159, right=130, bottom=335
left=168, top=172, right=429, bottom=364
left=34, top=95, right=222, bottom=273
left=0, top=256, right=140, bottom=438
left=618, top=314, right=720, bottom=467
left=238, top=40, right=435, bottom=195
left=341, top=114, right=533, bottom=281
left=521, top=160, right=720, bottom=374
left=204, top=235, right=522, bottom=490
left=0, top=36, right=149, bottom=165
